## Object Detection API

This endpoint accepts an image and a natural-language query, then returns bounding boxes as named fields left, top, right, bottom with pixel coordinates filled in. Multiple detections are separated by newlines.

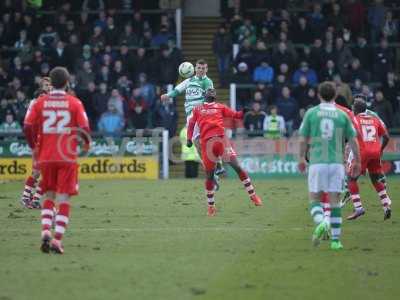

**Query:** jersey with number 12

left=299, top=103, right=356, bottom=164
left=24, top=90, right=89, bottom=163
left=354, top=112, right=387, bottom=157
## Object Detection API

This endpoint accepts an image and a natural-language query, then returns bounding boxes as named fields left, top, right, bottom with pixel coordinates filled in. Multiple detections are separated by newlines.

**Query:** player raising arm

left=24, top=67, right=91, bottom=254
left=298, top=82, right=361, bottom=250
left=187, top=89, right=262, bottom=216
left=346, top=98, right=392, bottom=220
left=160, top=59, right=225, bottom=177
left=20, top=77, right=52, bottom=209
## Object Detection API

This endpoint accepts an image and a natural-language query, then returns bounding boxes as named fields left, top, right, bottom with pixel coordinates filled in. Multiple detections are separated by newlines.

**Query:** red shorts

left=39, top=162, right=79, bottom=195
left=201, top=136, right=237, bottom=172
left=348, top=153, right=382, bottom=175
left=361, top=156, right=382, bottom=174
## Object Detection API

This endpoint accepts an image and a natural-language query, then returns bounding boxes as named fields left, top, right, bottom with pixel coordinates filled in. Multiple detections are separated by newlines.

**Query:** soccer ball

left=178, top=62, right=194, bottom=78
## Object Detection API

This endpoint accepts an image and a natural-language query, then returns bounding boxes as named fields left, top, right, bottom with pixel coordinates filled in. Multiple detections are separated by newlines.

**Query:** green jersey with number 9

left=299, top=103, right=357, bottom=164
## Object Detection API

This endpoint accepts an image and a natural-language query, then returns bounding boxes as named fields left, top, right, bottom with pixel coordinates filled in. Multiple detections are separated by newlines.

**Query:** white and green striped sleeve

left=167, top=78, right=190, bottom=98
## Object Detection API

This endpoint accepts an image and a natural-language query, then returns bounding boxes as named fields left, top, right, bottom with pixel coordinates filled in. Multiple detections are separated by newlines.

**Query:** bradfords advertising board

left=227, top=137, right=400, bottom=178
left=0, top=138, right=159, bottom=180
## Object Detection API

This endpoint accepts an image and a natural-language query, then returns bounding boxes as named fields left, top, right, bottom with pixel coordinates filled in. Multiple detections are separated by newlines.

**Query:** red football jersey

left=24, top=90, right=90, bottom=163
left=335, top=103, right=359, bottom=129
left=355, top=112, right=388, bottom=156
left=187, top=102, right=243, bottom=141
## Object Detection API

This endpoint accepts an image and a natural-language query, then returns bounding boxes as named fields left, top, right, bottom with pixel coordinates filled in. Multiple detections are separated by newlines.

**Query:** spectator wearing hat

left=253, top=61, right=274, bottom=84
left=292, top=61, right=318, bottom=86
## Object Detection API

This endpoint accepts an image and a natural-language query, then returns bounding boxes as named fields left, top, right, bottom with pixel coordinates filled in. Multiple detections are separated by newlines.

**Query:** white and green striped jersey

left=167, top=75, right=214, bottom=116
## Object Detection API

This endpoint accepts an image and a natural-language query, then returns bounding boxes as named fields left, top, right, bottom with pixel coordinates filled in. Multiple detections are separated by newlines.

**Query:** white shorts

left=186, top=115, right=200, bottom=140
left=308, top=164, right=345, bottom=193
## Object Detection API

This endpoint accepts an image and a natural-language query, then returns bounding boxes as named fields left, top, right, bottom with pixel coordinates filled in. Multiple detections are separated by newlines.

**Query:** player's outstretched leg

left=205, top=172, right=216, bottom=216
left=228, top=156, right=262, bottom=206
left=40, top=198, right=55, bottom=253
left=50, top=195, right=70, bottom=254
left=370, top=174, right=392, bottom=220
left=346, top=178, right=365, bottom=220
left=309, top=198, right=329, bottom=247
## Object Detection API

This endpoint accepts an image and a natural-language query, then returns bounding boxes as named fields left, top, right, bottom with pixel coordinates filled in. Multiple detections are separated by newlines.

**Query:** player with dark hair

left=24, top=67, right=91, bottom=254
left=160, top=59, right=225, bottom=187
left=187, top=88, right=262, bottom=216
left=20, top=77, right=52, bottom=209
left=346, top=97, right=392, bottom=220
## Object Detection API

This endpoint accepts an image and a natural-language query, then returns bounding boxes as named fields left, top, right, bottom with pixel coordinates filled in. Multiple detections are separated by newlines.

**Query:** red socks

left=348, top=179, right=363, bottom=210
left=205, top=179, right=215, bottom=205
left=320, top=192, right=331, bottom=220
left=239, top=171, right=255, bottom=197
left=54, top=203, right=70, bottom=241
left=373, top=181, right=392, bottom=209
left=41, top=199, right=55, bottom=232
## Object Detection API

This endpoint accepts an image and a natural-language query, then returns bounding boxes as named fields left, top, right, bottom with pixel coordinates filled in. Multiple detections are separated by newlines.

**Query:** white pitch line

left=0, top=227, right=305, bottom=233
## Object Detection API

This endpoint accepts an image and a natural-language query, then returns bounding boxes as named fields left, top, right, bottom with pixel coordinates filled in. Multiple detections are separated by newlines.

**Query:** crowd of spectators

left=0, top=0, right=179, bottom=137
left=214, top=0, right=400, bottom=136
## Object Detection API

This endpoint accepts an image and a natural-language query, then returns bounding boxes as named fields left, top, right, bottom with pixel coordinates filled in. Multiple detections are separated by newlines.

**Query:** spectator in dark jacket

left=244, top=101, right=266, bottom=137
left=93, top=82, right=110, bottom=117
left=382, top=72, right=400, bottom=115
left=319, top=60, right=338, bottom=81
left=118, top=23, right=140, bottom=47
left=234, top=39, right=255, bottom=71
left=213, top=25, right=232, bottom=87
left=156, top=47, right=178, bottom=85
left=346, top=58, right=369, bottom=83
left=275, top=86, right=299, bottom=136
left=155, top=99, right=178, bottom=137
left=373, top=90, right=393, bottom=128
left=373, top=38, right=394, bottom=81
left=127, top=88, right=149, bottom=129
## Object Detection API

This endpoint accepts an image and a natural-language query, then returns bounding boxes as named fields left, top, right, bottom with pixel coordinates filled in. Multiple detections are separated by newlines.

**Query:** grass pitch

left=0, top=177, right=399, bottom=300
